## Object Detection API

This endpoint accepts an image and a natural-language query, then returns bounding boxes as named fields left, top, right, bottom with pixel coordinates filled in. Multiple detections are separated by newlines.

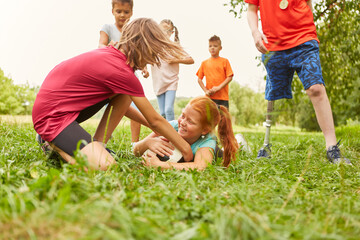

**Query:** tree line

left=0, top=69, right=38, bottom=115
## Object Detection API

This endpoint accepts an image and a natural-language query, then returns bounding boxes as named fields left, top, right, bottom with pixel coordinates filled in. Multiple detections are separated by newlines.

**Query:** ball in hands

left=143, top=146, right=184, bottom=163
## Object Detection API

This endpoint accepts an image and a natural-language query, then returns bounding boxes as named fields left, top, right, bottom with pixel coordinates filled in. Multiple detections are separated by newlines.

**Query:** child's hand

left=205, top=89, right=212, bottom=96
left=147, top=137, right=174, bottom=157
left=108, top=40, right=118, bottom=47
left=167, top=59, right=176, bottom=64
left=142, top=150, right=162, bottom=167
left=141, top=68, right=149, bottom=78
left=252, top=31, right=268, bottom=54
left=207, top=88, right=217, bottom=96
left=210, top=86, right=220, bottom=94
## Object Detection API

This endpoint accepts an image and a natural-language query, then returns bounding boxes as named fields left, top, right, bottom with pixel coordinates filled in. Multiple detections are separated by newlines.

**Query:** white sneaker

left=131, top=142, right=137, bottom=151
left=235, top=133, right=251, bottom=153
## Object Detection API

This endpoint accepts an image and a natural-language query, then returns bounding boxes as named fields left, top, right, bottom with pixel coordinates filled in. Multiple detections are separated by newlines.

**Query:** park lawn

left=0, top=116, right=359, bottom=240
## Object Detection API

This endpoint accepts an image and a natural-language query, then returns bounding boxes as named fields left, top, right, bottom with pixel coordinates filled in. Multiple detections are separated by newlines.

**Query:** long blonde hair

left=118, top=18, right=186, bottom=70
left=189, top=96, right=239, bottom=167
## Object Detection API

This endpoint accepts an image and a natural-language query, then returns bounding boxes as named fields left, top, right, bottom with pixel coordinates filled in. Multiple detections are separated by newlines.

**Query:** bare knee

left=51, top=142, right=115, bottom=171
left=306, top=84, right=326, bottom=99
left=81, top=142, right=116, bottom=170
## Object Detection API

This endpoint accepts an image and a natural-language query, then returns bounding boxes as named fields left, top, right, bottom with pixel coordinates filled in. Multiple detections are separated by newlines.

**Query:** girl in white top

left=151, top=19, right=194, bottom=121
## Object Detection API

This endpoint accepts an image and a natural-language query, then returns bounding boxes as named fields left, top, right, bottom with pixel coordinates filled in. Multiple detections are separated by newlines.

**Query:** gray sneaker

left=257, top=144, right=271, bottom=158
left=326, top=141, right=351, bottom=165
left=36, top=133, right=51, bottom=153
left=36, top=133, right=45, bottom=145
left=36, top=133, right=56, bottom=158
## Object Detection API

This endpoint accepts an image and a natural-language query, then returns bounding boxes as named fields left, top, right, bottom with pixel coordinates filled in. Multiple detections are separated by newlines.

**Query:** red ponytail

left=217, top=105, right=239, bottom=167
left=189, top=96, right=238, bottom=167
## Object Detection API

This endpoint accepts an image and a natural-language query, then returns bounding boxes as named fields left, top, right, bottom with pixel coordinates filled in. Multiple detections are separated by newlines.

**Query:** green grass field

left=1, top=116, right=359, bottom=239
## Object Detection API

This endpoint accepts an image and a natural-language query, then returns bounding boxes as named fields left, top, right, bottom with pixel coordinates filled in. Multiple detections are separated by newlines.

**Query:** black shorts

left=51, top=99, right=109, bottom=156
left=211, top=99, right=229, bottom=109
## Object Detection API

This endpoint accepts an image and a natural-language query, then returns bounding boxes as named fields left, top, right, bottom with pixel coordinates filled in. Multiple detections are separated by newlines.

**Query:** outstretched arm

left=247, top=4, right=268, bottom=54
left=168, top=56, right=194, bottom=65
left=125, top=105, right=150, bottom=128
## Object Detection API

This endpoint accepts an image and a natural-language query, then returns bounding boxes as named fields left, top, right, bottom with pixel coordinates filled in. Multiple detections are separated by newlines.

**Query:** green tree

left=174, top=97, right=191, bottom=119
left=316, top=1, right=360, bottom=124
left=0, top=68, right=38, bottom=115
left=271, top=74, right=307, bottom=127
left=229, top=81, right=266, bottom=126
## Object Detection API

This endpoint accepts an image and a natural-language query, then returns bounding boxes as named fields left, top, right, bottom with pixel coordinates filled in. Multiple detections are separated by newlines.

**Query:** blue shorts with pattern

left=262, top=40, right=325, bottom=101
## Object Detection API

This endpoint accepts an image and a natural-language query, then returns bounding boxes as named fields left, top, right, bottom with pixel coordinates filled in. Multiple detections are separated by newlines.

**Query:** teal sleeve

left=190, top=134, right=216, bottom=155
left=169, top=120, right=178, bottom=131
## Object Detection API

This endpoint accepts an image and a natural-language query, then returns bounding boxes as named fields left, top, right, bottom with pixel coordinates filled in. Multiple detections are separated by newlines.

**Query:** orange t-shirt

left=245, top=0, right=319, bottom=51
left=196, top=57, right=233, bottom=101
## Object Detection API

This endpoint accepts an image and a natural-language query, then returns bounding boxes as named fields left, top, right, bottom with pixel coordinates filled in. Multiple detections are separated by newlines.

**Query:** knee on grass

left=53, top=141, right=116, bottom=170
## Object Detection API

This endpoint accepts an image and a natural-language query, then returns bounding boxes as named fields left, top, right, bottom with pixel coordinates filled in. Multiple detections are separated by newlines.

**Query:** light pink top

left=151, top=59, right=180, bottom=96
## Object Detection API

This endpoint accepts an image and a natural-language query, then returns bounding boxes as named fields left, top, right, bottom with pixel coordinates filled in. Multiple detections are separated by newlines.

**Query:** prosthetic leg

left=257, top=101, right=274, bottom=158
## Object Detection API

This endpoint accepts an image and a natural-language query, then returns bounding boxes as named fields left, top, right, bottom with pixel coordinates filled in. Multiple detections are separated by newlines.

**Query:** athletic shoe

left=36, top=133, right=52, bottom=154
left=235, top=133, right=251, bottom=153
left=35, top=133, right=62, bottom=161
left=130, top=142, right=137, bottom=152
left=257, top=144, right=271, bottom=158
left=327, top=141, right=351, bottom=165
left=36, top=133, right=45, bottom=144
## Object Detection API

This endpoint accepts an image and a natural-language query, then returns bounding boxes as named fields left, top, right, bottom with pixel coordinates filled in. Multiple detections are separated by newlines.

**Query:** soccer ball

left=143, top=145, right=184, bottom=163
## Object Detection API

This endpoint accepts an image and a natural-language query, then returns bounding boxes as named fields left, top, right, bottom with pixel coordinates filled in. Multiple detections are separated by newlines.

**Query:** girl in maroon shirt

left=33, top=18, right=193, bottom=170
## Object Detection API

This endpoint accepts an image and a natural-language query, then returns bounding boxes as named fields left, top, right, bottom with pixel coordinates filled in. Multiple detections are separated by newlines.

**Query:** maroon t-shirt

left=32, top=46, right=144, bottom=141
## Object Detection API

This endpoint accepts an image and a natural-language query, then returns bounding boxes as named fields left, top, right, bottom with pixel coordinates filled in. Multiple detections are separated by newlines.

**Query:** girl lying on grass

left=133, top=96, right=239, bottom=171
left=32, top=18, right=193, bottom=170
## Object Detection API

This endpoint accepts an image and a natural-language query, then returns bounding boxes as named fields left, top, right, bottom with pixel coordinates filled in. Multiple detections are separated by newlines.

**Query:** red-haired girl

left=134, top=96, right=239, bottom=170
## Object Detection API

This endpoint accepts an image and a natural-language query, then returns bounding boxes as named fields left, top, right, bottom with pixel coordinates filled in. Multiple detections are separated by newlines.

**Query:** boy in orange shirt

left=196, top=35, right=234, bottom=109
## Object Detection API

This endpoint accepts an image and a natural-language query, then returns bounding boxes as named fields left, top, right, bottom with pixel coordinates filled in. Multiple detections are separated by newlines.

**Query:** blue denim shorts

left=262, top=40, right=325, bottom=100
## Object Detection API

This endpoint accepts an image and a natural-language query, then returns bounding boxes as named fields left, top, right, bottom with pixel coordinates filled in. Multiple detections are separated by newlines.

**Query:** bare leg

left=306, top=84, right=336, bottom=149
left=51, top=142, right=116, bottom=171
left=45, top=94, right=132, bottom=170
left=257, top=101, right=274, bottom=158
left=94, top=94, right=132, bottom=144
left=130, top=120, right=141, bottom=142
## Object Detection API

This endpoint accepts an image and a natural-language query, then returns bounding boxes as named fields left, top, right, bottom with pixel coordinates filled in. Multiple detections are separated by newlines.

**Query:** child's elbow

left=194, top=160, right=212, bottom=171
